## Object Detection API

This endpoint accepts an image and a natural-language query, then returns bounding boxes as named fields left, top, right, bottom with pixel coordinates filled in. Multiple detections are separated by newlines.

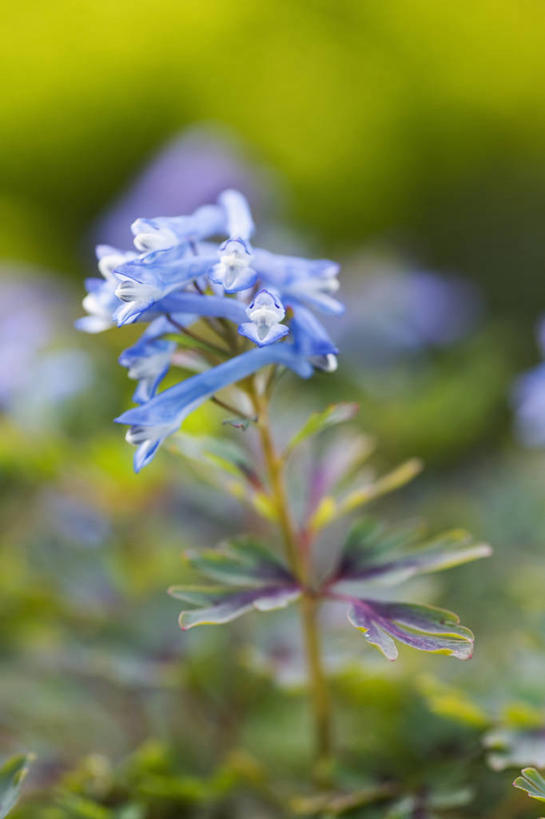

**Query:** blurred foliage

left=1, top=1, right=545, bottom=317
left=2, top=0, right=545, bottom=816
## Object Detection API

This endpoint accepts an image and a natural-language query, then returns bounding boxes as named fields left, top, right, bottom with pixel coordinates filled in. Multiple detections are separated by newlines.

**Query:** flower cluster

left=77, top=190, right=343, bottom=471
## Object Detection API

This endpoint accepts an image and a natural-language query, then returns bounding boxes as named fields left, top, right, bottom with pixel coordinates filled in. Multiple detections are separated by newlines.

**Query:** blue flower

left=131, top=204, right=225, bottom=252
left=210, top=190, right=256, bottom=292
left=238, top=290, right=289, bottom=346
left=291, top=304, right=339, bottom=371
left=211, top=238, right=257, bottom=293
left=77, top=188, right=344, bottom=471
left=251, top=249, right=342, bottom=315
left=219, top=188, right=255, bottom=243
left=116, top=345, right=313, bottom=472
left=113, top=248, right=218, bottom=325
left=76, top=246, right=135, bottom=333
left=119, top=335, right=176, bottom=404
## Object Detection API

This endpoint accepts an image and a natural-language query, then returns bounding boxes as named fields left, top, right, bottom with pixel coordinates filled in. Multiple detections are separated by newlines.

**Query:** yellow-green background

left=3, top=3, right=545, bottom=817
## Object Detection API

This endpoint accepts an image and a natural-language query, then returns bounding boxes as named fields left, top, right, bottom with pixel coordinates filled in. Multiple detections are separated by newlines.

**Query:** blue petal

left=291, top=305, right=338, bottom=357
left=159, top=292, right=247, bottom=324
left=116, top=345, right=313, bottom=430
left=134, top=439, right=161, bottom=473
left=218, top=189, right=254, bottom=241
left=115, top=248, right=216, bottom=288
left=238, top=322, right=289, bottom=347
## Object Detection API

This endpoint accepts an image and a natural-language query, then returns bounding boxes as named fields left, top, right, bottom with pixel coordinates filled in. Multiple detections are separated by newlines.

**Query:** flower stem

left=251, top=381, right=333, bottom=778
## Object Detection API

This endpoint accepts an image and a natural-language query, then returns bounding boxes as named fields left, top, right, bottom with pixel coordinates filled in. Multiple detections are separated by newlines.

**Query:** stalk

left=252, top=381, right=333, bottom=777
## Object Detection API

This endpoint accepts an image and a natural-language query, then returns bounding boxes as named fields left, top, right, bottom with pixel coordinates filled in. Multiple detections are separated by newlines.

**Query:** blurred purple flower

left=0, top=267, right=93, bottom=424
left=43, top=491, right=111, bottom=548
left=94, top=126, right=275, bottom=249
left=513, top=317, right=545, bottom=447
left=0, top=273, right=56, bottom=405
left=339, top=263, right=482, bottom=366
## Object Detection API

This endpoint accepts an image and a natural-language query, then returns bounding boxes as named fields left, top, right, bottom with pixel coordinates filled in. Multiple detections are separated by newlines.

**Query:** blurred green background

left=3, top=1, right=545, bottom=816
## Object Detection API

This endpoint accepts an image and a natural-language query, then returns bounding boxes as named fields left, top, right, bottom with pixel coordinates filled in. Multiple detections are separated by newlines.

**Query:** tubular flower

left=77, top=190, right=344, bottom=470
left=238, top=290, right=289, bottom=347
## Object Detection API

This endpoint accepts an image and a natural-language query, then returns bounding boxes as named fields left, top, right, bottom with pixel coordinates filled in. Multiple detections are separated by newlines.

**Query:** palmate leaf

left=184, top=536, right=293, bottom=588
left=333, top=519, right=491, bottom=589
left=346, top=599, right=474, bottom=661
left=284, top=402, right=359, bottom=458
left=513, top=767, right=545, bottom=803
left=0, top=754, right=32, bottom=819
left=168, top=584, right=300, bottom=629
left=170, top=537, right=300, bottom=630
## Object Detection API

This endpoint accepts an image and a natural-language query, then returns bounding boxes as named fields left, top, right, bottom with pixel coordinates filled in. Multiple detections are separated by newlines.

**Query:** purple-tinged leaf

left=338, top=517, right=423, bottom=572
left=308, top=460, right=422, bottom=533
left=168, top=584, right=300, bottom=629
left=334, top=524, right=491, bottom=589
left=185, top=537, right=294, bottom=588
left=346, top=599, right=474, bottom=661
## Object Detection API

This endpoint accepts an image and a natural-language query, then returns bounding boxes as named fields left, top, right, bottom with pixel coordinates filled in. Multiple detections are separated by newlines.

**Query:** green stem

left=252, top=382, right=333, bottom=777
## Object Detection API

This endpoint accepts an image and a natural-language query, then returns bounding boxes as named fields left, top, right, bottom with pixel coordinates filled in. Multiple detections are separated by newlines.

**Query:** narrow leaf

left=0, top=755, right=33, bottom=819
left=337, top=459, right=423, bottom=518
left=184, top=537, right=292, bottom=588
left=346, top=599, right=474, bottom=661
left=335, top=527, right=491, bottom=588
left=284, top=403, right=359, bottom=457
left=172, top=586, right=300, bottom=630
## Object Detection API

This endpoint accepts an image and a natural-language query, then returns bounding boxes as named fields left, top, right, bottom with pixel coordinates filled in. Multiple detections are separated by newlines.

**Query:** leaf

left=485, top=726, right=545, bottom=771
left=55, top=793, right=113, bottom=818
left=513, top=767, right=545, bottom=803
left=0, top=754, right=33, bottom=819
left=417, top=674, right=489, bottom=728
left=184, top=537, right=293, bottom=588
left=170, top=537, right=300, bottom=630
left=339, top=517, right=423, bottom=566
left=346, top=599, right=474, bottom=661
left=336, top=458, right=423, bottom=517
left=289, top=783, right=395, bottom=815
left=307, top=459, right=422, bottom=532
left=173, top=432, right=256, bottom=484
left=284, top=402, right=359, bottom=457
left=169, top=584, right=300, bottom=630
left=334, top=523, right=491, bottom=589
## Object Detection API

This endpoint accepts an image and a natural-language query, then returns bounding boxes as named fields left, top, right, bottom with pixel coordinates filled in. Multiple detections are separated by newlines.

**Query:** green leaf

left=168, top=584, right=300, bottom=629
left=289, top=783, right=395, bottom=815
left=417, top=674, right=489, bottom=728
left=173, top=432, right=255, bottom=484
left=513, top=767, right=545, bottom=803
left=184, top=536, right=292, bottom=588
left=485, top=726, right=545, bottom=771
left=55, top=793, right=113, bottom=818
left=336, top=458, right=423, bottom=517
left=0, top=754, right=32, bottom=819
left=284, top=402, right=359, bottom=457
left=308, top=459, right=423, bottom=532
left=335, top=522, right=491, bottom=589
